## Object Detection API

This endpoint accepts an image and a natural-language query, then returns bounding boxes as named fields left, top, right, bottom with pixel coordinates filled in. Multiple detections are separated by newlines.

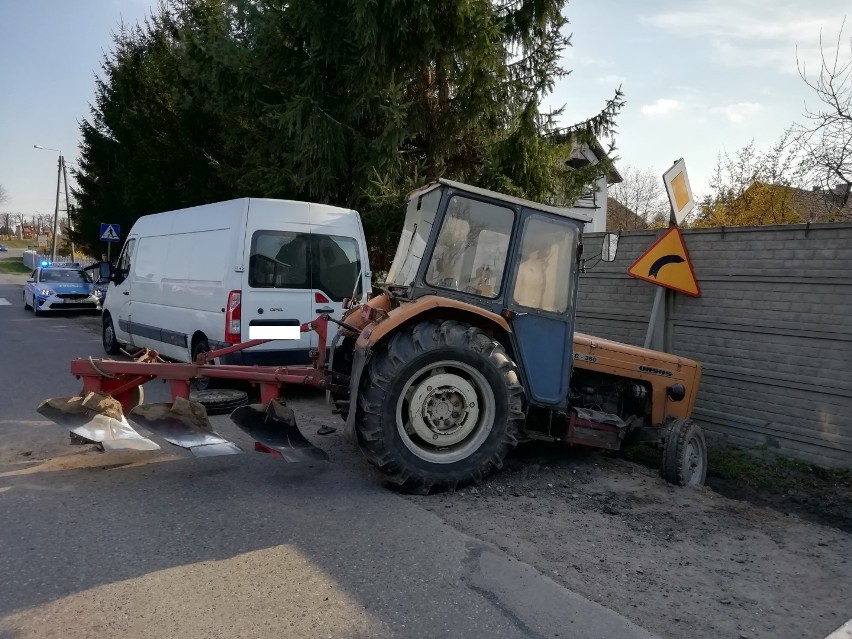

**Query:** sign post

left=628, top=159, right=701, bottom=349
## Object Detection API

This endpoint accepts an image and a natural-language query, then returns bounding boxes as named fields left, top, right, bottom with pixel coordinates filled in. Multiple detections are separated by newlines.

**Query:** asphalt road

left=0, top=278, right=658, bottom=639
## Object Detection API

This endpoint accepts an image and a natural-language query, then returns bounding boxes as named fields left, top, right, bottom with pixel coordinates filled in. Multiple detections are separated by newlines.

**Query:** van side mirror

left=99, top=262, right=113, bottom=280
left=601, top=233, right=619, bottom=262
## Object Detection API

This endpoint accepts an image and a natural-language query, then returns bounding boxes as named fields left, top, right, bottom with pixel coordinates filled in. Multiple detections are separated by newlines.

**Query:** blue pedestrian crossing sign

left=100, top=223, right=121, bottom=242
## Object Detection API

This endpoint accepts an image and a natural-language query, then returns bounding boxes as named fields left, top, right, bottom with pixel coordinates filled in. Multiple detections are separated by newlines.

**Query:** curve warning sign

left=627, top=226, right=700, bottom=297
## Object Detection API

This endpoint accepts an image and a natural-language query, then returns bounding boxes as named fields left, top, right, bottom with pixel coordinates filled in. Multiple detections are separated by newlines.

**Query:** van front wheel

left=103, top=314, right=122, bottom=355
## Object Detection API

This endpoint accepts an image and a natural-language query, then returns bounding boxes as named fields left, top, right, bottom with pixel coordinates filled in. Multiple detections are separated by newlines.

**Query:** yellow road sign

left=627, top=226, right=700, bottom=297
left=663, top=158, right=694, bottom=225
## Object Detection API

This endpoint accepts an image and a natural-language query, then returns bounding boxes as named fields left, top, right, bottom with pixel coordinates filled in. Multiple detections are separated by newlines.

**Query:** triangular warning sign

left=627, top=226, right=700, bottom=297
left=103, top=226, right=118, bottom=240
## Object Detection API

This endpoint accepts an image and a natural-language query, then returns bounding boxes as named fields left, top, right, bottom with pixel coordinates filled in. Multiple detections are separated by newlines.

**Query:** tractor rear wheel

left=661, top=418, right=707, bottom=486
left=356, top=320, right=524, bottom=494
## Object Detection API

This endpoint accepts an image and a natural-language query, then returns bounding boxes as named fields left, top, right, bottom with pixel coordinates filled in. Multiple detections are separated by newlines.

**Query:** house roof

left=744, top=182, right=852, bottom=222
left=606, top=197, right=647, bottom=231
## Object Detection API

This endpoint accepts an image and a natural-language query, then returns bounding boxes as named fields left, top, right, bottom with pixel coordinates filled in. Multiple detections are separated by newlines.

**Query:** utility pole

left=61, top=156, right=75, bottom=262
left=34, top=144, right=69, bottom=262
left=51, top=155, right=62, bottom=262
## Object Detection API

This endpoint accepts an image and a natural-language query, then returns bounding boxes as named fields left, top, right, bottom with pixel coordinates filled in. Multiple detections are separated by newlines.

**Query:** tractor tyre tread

left=356, top=320, right=524, bottom=494
left=661, top=418, right=707, bottom=486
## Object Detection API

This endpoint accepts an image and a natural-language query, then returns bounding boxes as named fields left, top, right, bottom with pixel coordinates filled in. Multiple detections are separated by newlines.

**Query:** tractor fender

left=342, top=344, right=370, bottom=445
left=355, top=295, right=511, bottom=348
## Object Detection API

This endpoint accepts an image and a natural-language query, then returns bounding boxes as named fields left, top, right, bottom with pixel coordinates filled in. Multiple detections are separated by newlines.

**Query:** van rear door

left=308, top=208, right=370, bottom=350
left=311, top=231, right=364, bottom=316
left=241, top=201, right=314, bottom=365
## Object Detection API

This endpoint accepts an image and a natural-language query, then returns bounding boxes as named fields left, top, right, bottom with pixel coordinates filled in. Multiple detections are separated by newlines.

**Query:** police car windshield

left=40, top=269, right=92, bottom=284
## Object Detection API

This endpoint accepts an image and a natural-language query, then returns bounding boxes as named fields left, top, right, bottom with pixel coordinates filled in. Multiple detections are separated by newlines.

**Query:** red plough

left=37, top=316, right=335, bottom=460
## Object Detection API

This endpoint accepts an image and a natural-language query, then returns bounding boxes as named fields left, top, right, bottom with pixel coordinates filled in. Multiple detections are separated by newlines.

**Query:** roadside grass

left=621, top=441, right=852, bottom=532
left=0, top=257, right=31, bottom=274
left=707, top=446, right=852, bottom=490
left=622, top=442, right=851, bottom=490
left=0, top=239, right=35, bottom=249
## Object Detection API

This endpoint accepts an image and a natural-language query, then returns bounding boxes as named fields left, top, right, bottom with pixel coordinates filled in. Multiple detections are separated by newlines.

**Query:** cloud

left=564, top=49, right=615, bottom=68
left=710, top=102, right=764, bottom=122
left=643, top=0, right=850, bottom=74
left=641, top=99, right=682, bottom=117
left=598, top=74, right=626, bottom=86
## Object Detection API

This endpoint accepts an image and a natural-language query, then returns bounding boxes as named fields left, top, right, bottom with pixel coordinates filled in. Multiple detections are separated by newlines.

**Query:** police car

left=23, top=262, right=102, bottom=315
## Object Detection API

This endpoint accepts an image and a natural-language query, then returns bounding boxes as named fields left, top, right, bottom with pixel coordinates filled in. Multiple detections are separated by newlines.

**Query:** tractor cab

left=381, top=179, right=618, bottom=406
left=386, top=179, right=615, bottom=304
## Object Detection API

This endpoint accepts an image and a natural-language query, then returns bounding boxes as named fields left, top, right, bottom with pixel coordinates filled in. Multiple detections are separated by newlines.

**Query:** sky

left=0, top=0, right=850, bottom=220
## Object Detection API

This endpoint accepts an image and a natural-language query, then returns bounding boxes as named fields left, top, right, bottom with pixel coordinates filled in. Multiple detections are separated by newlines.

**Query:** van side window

left=115, top=239, right=135, bottom=285
left=314, top=235, right=362, bottom=300
left=250, top=231, right=310, bottom=289
left=249, top=231, right=362, bottom=300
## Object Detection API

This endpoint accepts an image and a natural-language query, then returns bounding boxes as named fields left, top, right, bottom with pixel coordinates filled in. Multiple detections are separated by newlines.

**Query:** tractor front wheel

left=356, top=320, right=524, bottom=494
left=661, top=419, right=707, bottom=486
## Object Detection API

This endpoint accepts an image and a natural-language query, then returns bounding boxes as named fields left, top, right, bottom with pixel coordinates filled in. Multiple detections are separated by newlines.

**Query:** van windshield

left=249, top=231, right=362, bottom=300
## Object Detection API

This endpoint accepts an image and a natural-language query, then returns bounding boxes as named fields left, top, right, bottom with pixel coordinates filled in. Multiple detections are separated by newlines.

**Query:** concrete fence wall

left=579, top=223, right=852, bottom=468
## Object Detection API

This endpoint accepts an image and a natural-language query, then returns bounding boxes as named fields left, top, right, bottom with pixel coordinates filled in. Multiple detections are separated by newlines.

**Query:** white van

left=101, top=198, right=371, bottom=367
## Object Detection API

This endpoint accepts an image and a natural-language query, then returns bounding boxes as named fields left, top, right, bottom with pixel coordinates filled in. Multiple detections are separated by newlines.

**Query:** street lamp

left=33, top=144, right=75, bottom=262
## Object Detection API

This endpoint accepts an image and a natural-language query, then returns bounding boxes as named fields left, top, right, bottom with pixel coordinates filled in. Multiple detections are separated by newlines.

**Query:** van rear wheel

left=191, top=338, right=220, bottom=391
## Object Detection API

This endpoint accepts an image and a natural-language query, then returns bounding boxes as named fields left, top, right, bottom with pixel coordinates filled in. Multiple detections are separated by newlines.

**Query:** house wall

left=581, top=175, right=608, bottom=233
left=562, top=145, right=610, bottom=234
left=577, top=223, right=852, bottom=468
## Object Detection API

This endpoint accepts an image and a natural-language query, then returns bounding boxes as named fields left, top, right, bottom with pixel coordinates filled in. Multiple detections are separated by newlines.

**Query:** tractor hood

left=573, top=333, right=698, bottom=369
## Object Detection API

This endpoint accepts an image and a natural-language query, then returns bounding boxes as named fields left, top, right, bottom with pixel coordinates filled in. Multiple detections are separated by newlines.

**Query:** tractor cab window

left=512, top=215, right=577, bottom=314
left=425, top=196, right=514, bottom=298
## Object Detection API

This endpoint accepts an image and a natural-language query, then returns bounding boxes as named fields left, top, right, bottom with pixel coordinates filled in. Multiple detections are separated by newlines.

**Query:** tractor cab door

left=506, top=213, right=581, bottom=409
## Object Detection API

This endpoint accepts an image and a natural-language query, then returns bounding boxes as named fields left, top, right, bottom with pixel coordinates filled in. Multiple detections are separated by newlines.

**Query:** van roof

left=129, top=198, right=360, bottom=235
left=406, top=179, right=594, bottom=223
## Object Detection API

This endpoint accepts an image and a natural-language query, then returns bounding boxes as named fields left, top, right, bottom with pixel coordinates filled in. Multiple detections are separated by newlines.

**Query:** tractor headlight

left=666, top=383, right=686, bottom=402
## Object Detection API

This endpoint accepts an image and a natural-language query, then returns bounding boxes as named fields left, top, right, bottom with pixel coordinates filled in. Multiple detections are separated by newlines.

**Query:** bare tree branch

left=794, top=18, right=852, bottom=212
left=607, top=165, right=669, bottom=230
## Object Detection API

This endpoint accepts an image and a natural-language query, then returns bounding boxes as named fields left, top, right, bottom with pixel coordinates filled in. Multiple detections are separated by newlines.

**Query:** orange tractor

left=38, top=179, right=706, bottom=492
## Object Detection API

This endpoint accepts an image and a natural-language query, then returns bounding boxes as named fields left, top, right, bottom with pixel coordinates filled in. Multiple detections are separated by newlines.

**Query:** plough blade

left=127, top=397, right=242, bottom=458
left=37, top=393, right=160, bottom=452
left=230, top=399, right=328, bottom=463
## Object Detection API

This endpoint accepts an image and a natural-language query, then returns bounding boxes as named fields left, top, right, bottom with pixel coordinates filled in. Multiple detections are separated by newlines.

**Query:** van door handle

left=316, top=306, right=334, bottom=314
left=123, top=291, right=130, bottom=296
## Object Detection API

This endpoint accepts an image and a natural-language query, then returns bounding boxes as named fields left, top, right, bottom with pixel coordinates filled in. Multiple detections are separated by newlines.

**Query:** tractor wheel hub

left=409, top=373, right=480, bottom=446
